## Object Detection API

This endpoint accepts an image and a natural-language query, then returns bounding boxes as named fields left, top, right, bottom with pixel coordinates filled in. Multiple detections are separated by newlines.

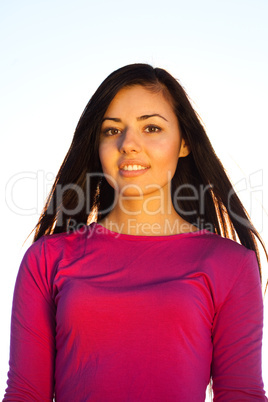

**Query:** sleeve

left=3, top=237, right=56, bottom=401
left=211, top=250, right=267, bottom=401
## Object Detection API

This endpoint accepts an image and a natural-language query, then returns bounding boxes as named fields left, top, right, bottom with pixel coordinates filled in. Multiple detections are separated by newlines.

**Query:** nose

left=119, top=128, right=142, bottom=154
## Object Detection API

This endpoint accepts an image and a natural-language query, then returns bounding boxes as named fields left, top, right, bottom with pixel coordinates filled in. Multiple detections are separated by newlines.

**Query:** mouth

left=121, top=164, right=148, bottom=171
left=118, top=161, right=150, bottom=177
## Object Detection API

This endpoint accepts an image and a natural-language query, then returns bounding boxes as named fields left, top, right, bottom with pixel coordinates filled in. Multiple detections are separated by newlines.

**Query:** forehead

left=104, top=85, right=175, bottom=116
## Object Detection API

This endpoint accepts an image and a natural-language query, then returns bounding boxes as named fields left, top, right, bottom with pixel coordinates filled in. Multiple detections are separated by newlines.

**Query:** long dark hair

left=33, top=63, right=267, bottom=283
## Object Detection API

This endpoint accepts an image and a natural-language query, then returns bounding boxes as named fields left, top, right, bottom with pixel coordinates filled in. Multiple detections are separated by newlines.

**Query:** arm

left=3, top=237, right=56, bottom=401
left=211, top=250, right=267, bottom=401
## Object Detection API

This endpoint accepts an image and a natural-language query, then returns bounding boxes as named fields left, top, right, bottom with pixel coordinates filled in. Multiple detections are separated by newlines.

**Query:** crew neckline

left=89, top=222, right=212, bottom=241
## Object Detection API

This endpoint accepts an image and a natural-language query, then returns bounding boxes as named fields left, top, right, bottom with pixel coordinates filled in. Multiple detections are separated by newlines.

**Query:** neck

left=98, top=188, right=197, bottom=236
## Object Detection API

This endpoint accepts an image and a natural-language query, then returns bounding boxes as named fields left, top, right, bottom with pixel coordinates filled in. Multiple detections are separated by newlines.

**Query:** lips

left=122, top=165, right=148, bottom=171
left=119, top=160, right=150, bottom=170
left=118, top=160, right=150, bottom=177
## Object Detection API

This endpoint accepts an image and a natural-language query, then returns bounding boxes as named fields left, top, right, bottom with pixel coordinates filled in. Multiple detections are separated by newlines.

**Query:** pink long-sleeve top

left=4, top=223, right=267, bottom=401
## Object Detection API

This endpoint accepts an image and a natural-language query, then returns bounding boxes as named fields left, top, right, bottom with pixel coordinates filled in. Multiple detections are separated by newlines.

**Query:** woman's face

left=99, top=85, right=190, bottom=198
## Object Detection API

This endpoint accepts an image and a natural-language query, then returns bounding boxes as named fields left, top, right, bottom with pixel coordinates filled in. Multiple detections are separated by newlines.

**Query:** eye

left=102, top=127, right=122, bottom=136
left=144, top=125, right=162, bottom=133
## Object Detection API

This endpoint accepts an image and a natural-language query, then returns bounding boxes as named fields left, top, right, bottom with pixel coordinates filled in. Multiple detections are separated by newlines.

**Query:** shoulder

left=195, top=231, right=261, bottom=304
left=194, top=230, right=256, bottom=264
left=199, top=230, right=259, bottom=276
left=173, top=230, right=256, bottom=271
left=20, top=227, right=90, bottom=279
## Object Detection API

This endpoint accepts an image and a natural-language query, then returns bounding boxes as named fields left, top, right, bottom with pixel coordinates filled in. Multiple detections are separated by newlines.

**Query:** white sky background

left=0, top=0, right=267, bottom=397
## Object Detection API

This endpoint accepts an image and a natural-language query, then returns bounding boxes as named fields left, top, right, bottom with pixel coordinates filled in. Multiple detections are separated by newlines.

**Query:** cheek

left=98, top=145, right=118, bottom=190
left=151, top=139, right=180, bottom=167
left=98, top=143, right=111, bottom=173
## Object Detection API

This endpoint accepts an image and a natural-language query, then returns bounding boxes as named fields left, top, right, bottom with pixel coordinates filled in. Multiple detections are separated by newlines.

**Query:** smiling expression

left=99, top=85, right=190, bottom=198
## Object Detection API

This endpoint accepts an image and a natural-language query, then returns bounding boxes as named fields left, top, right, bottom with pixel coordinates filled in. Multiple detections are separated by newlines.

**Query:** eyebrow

left=102, top=114, right=168, bottom=123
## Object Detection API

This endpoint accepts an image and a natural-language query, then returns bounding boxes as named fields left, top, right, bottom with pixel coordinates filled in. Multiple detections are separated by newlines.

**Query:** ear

left=178, top=138, right=191, bottom=158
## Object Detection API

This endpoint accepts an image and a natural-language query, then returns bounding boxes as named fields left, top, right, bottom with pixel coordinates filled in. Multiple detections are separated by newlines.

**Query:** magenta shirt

left=4, top=223, right=267, bottom=401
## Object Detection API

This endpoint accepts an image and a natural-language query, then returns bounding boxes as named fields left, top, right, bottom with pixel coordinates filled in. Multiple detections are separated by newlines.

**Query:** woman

left=4, top=64, right=267, bottom=401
